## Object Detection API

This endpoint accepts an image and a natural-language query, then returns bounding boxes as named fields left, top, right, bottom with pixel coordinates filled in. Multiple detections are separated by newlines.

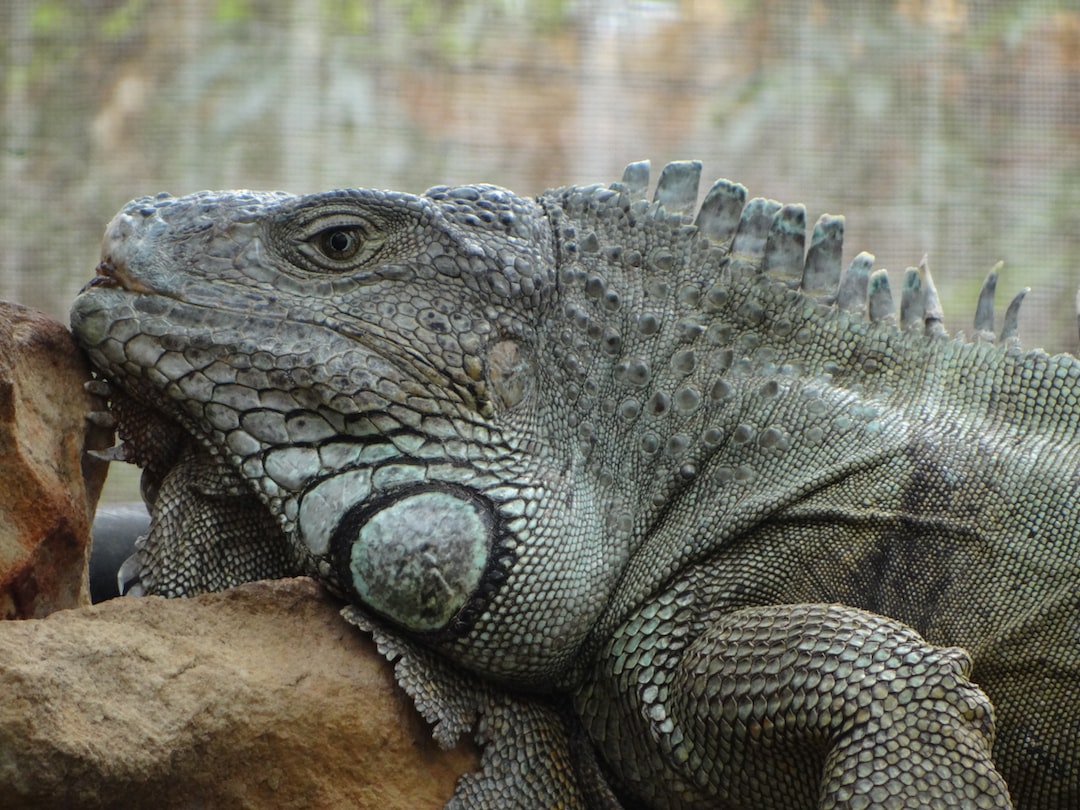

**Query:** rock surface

left=0, top=300, right=111, bottom=618
left=0, top=577, right=478, bottom=809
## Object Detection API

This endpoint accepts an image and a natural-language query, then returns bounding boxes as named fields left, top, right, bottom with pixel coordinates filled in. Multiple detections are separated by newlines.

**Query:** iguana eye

left=314, top=227, right=364, bottom=261
left=286, top=202, right=399, bottom=273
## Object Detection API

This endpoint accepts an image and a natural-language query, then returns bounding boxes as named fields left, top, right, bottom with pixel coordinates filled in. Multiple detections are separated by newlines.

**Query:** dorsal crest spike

left=1001, top=286, right=1028, bottom=343
left=868, top=268, right=895, bottom=323
left=900, top=265, right=925, bottom=331
left=918, top=256, right=946, bottom=338
left=653, top=161, right=702, bottom=220
left=620, top=161, right=650, bottom=198
left=763, top=204, right=807, bottom=284
left=975, top=263, right=1001, bottom=336
left=801, top=214, right=844, bottom=298
left=695, top=179, right=747, bottom=244
left=897, top=257, right=946, bottom=336
left=731, top=197, right=782, bottom=260
left=837, top=252, right=874, bottom=314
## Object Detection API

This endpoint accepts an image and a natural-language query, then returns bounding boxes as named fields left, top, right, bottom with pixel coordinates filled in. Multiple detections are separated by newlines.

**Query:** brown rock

left=0, top=300, right=112, bottom=618
left=0, top=577, right=477, bottom=809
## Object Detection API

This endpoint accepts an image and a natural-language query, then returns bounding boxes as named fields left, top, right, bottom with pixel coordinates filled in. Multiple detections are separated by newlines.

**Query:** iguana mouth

left=83, top=258, right=163, bottom=296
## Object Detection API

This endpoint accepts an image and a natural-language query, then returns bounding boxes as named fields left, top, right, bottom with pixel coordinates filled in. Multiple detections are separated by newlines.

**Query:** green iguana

left=70, top=161, right=1079, bottom=808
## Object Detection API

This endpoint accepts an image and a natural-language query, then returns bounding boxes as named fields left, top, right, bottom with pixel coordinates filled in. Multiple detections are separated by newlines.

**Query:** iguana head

left=71, top=178, right=628, bottom=685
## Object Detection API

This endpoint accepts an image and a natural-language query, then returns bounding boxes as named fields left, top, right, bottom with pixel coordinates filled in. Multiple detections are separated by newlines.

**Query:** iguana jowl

left=70, top=161, right=1080, bottom=808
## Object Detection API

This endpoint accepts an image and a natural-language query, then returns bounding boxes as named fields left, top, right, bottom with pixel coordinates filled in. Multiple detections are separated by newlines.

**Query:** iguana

left=70, top=161, right=1080, bottom=808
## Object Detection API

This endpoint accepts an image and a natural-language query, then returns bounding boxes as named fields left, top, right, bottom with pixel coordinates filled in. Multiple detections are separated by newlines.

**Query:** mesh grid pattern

left=3, top=1, right=1078, bottom=351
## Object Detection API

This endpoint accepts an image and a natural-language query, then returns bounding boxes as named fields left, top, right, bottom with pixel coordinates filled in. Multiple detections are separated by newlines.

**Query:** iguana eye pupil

left=319, top=228, right=360, bottom=260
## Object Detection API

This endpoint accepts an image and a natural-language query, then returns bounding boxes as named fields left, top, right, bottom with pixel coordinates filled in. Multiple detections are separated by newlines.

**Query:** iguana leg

left=578, top=600, right=1012, bottom=809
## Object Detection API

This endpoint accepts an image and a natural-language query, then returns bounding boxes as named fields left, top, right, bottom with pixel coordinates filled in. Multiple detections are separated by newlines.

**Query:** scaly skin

left=71, top=162, right=1079, bottom=808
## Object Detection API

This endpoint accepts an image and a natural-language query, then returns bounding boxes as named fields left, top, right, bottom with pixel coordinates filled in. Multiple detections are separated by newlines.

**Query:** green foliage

left=29, top=0, right=67, bottom=35
left=215, top=0, right=251, bottom=24
left=319, top=0, right=371, bottom=34
left=101, top=0, right=149, bottom=39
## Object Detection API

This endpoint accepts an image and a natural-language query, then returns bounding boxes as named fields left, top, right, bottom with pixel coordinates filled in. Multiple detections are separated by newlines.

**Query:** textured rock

left=0, top=300, right=111, bottom=618
left=0, top=577, right=477, bottom=809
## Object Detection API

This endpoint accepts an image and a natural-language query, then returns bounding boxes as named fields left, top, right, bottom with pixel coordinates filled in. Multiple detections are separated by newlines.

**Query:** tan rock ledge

left=0, top=577, right=477, bottom=809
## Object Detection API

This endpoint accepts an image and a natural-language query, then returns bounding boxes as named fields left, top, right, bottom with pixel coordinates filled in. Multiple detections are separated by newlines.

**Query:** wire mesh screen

left=3, top=0, right=1079, bottom=353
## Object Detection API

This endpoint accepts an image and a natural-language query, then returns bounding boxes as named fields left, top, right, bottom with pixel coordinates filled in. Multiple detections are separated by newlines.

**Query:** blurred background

left=3, top=0, right=1080, bottom=501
